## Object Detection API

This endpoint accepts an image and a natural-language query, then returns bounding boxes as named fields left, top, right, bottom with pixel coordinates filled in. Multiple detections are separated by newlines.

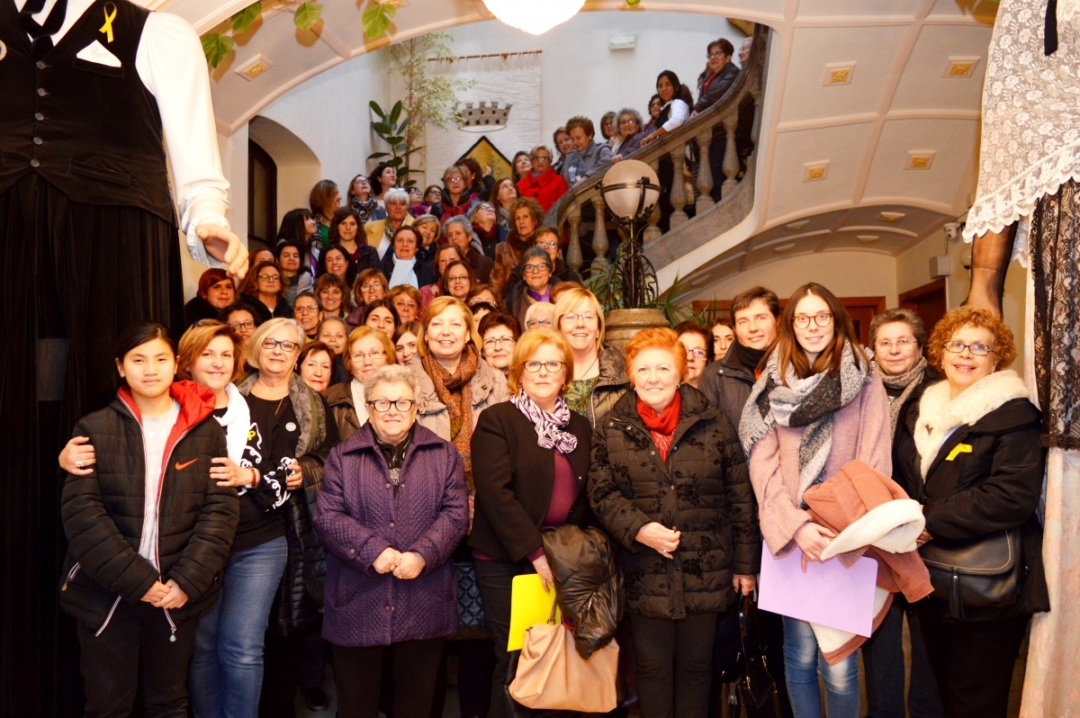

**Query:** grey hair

left=522, top=246, right=553, bottom=270
left=363, top=364, right=420, bottom=402
left=247, top=317, right=306, bottom=368
left=385, top=188, right=410, bottom=205
left=617, top=107, right=643, bottom=131
left=525, top=301, right=555, bottom=326
left=295, top=290, right=322, bottom=310
left=444, top=215, right=480, bottom=248
left=869, top=307, right=927, bottom=348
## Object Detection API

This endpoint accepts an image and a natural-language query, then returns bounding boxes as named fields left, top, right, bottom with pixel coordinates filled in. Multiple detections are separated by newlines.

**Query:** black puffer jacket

left=59, top=382, right=239, bottom=629
left=588, top=386, right=760, bottom=620
left=699, top=347, right=756, bottom=430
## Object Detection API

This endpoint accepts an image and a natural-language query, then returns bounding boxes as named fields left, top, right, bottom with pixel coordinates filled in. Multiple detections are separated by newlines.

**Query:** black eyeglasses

left=262, top=338, right=298, bottom=352
left=793, top=313, right=833, bottom=329
left=367, top=398, right=416, bottom=412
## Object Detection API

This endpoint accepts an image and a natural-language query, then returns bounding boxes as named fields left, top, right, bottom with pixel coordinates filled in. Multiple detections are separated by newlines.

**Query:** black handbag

left=728, top=596, right=783, bottom=718
left=918, top=529, right=1022, bottom=620
left=451, top=560, right=491, bottom=641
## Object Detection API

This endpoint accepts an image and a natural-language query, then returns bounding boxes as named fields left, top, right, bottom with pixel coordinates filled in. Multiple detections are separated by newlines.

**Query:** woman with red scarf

left=588, top=327, right=760, bottom=718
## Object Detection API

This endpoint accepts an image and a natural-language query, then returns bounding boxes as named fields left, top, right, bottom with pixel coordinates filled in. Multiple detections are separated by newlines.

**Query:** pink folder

left=757, top=543, right=877, bottom=636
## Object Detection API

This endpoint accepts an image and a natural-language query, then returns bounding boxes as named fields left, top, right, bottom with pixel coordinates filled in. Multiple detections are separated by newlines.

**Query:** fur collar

left=913, top=370, right=1029, bottom=479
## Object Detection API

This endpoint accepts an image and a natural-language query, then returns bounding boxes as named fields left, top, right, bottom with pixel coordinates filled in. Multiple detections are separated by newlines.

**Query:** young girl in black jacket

left=59, top=323, right=238, bottom=716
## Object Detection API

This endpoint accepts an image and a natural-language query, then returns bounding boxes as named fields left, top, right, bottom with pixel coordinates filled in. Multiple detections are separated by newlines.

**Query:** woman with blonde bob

left=324, top=327, right=397, bottom=442
left=589, top=328, right=759, bottom=718
left=893, top=308, right=1046, bottom=718
left=740, top=283, right=890, bottom=718
left=553, top=286, right=629, bottom=426
left=470, top=330, right=593, bottom=718
left=408, top=297, right=508, bottom=491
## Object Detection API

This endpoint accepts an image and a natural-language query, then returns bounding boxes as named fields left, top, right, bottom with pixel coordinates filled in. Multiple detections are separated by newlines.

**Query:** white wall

left=688, top=251, right=899, bottom=307
left=258, top=50, right=390, bottom=201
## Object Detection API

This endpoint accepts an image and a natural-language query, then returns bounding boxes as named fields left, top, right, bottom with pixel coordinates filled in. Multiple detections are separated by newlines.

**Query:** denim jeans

left=189, top=535, right=288, bottom=718
left=781, top=617, right=860, bottom=718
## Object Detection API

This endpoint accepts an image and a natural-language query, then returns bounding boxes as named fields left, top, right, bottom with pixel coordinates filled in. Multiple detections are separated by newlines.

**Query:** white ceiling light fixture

left=482, top=0, right=586, bottom=35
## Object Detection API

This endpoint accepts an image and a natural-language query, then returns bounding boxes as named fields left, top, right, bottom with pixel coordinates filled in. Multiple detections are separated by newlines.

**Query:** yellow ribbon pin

left=100, top=3, right=117, bottom=43
left=946, top=444, right=973, bottom=462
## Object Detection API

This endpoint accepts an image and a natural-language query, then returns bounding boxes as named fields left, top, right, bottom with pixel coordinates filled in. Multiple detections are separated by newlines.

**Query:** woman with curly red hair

left=893, top=307, right=1047, bottom=718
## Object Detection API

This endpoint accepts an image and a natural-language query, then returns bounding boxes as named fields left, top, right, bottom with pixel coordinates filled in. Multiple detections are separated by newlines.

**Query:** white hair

left=385, top=188, right=410, bottom=205
left=247, top=317, right=306, bottom=369
left=363, top=364, right=420, bottom=401
left=525, top=301, right=555, bottom=326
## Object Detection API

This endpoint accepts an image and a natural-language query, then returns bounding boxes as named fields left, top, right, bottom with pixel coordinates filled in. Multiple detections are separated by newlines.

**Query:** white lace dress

left=969, top=3, right=1080, bottom=716
left=964, top=0, right=1080, bottom=260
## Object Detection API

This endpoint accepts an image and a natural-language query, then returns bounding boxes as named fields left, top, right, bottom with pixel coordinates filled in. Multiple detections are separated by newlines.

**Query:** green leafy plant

left=584, top=247, right=697, bottom=326
left=294, top=1, right=323, bottom=31
left=368, top=100, right=422, bottom=188
left=230, top=1, right=262, bottom=33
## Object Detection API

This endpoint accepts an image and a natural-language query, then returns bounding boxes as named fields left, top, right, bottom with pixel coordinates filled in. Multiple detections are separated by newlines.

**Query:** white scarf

left=389, top=256, right=419, bottom=288
left=351, top=378, right=370, bottom=426
left=215, top=383, right=251, bottom=462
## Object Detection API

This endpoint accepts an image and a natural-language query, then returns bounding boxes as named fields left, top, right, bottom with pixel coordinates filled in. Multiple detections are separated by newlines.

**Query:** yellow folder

left=507, top=574, right=561, bottom=652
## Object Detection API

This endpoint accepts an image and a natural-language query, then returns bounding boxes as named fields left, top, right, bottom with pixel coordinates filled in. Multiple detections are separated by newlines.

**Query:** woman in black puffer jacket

left=588, top=328, right=760, bottom=718
left=60, top=323, right=238, bottom=717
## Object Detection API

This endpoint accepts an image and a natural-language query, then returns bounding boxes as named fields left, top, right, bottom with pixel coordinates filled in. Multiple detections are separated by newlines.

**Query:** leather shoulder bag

left=918, top=529, right=1022, bottom=620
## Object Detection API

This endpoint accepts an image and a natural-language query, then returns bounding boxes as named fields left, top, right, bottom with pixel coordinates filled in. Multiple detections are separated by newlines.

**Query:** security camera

left=943, top=222, right=960, bottom=241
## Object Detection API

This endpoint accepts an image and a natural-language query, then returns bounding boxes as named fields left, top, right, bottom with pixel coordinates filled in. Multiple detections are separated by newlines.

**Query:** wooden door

left=899, top=280, right=947, bottom=335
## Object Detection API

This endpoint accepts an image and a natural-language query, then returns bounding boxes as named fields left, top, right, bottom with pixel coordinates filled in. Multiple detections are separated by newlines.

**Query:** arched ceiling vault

left=146, top=0, right=999, bottom=287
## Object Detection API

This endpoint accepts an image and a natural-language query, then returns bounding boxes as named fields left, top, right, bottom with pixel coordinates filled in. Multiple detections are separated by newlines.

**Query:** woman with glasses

left=293, top=292, right=324, bottom=340
left=506, top=247, right=557, bottom=331
left=439, top=166, right=479, bottom=226
left=554, top=287, right=630, bottom=427
left=859, top=308, right=944, bottom=718
left=589, top=327, right=759, bottom=718
left=241, top=260, right=293, bottom=325
left=467, top=202, right=508, bottom=260
left=516, top=145, right=568, bottom=213
left=741, top=283, right=890, bottom=718
left=234, top=318, right=341, bottom=717
left=324, top=327, right=397, bottom=442
left=222, top=303, right=259, bottom=365
left=388, top=285, right=422, bottom=325
left=674, top=322, right=713, bottom=389
left=610, top=108, right=646, bottom=164
left=479, top=312, right=521, bottom=375
left=347, top=174, right=387, bottom=226
left=469, top=330, right=593, bottom=718
left=692, top=39, right=741, bottom=203
left=423, top=186, right=445, bottom=220
left=524, top=302, right=555, bottom=332
left=892, top=308, right=1046, bottom=718
left=507, top=225, right=581, bottom=289
left=316, top=365, right=468, bottom=718
left=346, top=269, right=390, bottom=329
left=440, top=260, right=477, bottom=303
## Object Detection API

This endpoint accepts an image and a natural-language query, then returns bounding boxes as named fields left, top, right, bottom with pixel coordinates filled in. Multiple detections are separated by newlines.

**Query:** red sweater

left=517, top=168, right=568, bottom=213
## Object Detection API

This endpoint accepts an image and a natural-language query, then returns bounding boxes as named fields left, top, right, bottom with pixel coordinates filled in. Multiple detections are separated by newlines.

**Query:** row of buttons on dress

left=31, top=60, right=48, bottom=168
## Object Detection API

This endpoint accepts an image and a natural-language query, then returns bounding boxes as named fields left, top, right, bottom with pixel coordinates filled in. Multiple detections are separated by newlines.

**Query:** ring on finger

left=76, top=460, right=84, bottom=468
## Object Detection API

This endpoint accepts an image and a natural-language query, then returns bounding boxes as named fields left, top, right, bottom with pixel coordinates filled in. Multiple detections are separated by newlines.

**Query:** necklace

left=576, top=353, right=599, bottom=380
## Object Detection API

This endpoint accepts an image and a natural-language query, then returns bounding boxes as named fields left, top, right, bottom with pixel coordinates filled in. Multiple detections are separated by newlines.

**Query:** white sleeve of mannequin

left=135, top=13, right=230, bottom=267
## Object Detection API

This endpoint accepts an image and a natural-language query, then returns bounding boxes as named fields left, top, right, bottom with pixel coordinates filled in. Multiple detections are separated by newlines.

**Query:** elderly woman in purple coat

left=315, top=364, right=469, bottom=718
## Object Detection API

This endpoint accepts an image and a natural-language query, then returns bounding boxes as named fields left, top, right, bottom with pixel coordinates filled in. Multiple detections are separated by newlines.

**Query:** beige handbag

left=509, top=604, right=620, bottom=713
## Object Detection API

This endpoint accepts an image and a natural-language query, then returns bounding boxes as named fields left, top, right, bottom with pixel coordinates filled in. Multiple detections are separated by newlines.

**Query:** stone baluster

left=749, top=84, right=763, bottom=147
left=721, top=112, right=740, bottom=199
left=695, top=127, right=716, bottom=214
left=590, top=194, right=610, bottom=267
left=644, top=158, right=663, bottom=243
left=669, top=146, right=688, bottom=229
left=565, top=200, right=583, bottom=272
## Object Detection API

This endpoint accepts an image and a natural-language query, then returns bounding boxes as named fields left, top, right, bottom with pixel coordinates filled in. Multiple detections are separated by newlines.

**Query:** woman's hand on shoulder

left=793, top=522, right=835, bottom=563
left=635, top=522, right=681, bottom=559
left=59, top=436, right=96, bottom=475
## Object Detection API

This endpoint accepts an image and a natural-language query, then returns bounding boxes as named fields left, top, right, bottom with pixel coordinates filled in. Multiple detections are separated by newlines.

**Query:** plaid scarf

left=421, top=344, right=479, bottom=488
left=740, top=342, right=871, bottom=504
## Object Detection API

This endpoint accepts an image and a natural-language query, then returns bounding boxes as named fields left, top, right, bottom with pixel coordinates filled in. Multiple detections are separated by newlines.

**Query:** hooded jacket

left=588, top=386, right=761, bottom=620
left=59, top=381, right=239, bottom=630
left=893, top=370, right=1049, bottom=620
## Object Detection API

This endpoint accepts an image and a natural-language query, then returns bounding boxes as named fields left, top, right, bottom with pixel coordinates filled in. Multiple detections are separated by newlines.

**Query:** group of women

left=57, top=263, right=1047, bottom=718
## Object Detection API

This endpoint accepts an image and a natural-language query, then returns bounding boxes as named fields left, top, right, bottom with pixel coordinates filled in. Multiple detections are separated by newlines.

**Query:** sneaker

left=302, top=686, right=330, bottom=712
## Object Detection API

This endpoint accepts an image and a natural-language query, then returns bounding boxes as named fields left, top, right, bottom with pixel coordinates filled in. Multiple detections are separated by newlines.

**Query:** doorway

left=899, top=280, right=947, bottom=337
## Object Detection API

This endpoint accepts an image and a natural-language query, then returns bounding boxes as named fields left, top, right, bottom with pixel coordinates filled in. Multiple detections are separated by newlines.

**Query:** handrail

left=549, top=23, right=768, bottom=274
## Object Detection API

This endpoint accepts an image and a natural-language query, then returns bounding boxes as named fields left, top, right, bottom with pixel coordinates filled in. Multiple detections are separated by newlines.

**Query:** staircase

left=548, top=24, right=768, bottom=282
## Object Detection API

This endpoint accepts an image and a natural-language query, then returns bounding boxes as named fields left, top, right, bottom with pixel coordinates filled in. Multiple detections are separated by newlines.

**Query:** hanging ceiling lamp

left=482, top=0, right=587, bottom=35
